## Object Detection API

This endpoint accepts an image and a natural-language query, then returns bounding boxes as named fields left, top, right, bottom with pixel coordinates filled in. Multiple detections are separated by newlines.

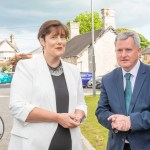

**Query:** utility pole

left=91, top=0, right=96, bottom=96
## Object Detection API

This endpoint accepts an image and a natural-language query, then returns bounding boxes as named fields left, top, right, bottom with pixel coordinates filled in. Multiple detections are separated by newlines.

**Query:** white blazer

left=8, top=54, right=87, bottom=150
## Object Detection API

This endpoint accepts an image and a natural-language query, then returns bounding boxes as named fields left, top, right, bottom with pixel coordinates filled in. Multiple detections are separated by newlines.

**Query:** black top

left=48, top=73, right=72, bottom=150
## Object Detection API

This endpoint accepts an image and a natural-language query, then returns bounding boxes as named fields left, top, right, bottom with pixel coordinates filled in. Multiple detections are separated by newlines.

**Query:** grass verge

left=80, top=94, right=108, bottom=150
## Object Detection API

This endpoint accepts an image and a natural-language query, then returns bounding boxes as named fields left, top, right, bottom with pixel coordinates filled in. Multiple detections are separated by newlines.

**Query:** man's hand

left=108, top=114, right=131, bottom=131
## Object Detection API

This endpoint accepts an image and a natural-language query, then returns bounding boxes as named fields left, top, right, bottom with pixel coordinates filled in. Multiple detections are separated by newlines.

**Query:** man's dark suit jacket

left=96, top=62, right=150, bottom=150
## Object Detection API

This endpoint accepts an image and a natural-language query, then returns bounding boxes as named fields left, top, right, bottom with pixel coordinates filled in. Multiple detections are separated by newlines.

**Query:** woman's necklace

left=47, top=61, right=63, bottom=76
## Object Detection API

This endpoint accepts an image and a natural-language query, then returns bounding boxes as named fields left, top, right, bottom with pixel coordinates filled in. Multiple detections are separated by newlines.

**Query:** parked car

left=80, top=72, right=92, bottom=87
left=0, top=72, right=13, bottom=84
left=86, top=76, right=102, bottom=89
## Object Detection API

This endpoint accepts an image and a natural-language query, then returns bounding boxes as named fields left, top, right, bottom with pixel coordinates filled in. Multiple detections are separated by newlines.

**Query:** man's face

left=115, top=37, right=141, bottom=71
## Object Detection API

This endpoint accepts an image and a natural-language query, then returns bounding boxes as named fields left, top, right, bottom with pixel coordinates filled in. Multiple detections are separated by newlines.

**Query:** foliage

left=68, top=11, right=102, bottom=35
left=1, top=63, right=10, bottom=72
left=116, top=28, right=150, bottom=50
left=80, top=95, right=108, bottom=150
left=9, top=54, right=22, bottom=71
left=67, top=11, right=150, bottom=49
left=116, top=28, right=128, bottom=33
left=138, top=33, right=150, bottom=50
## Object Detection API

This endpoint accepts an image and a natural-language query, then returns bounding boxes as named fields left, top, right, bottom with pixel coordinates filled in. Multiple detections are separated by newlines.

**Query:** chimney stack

left=101, top=9, right=116, bottom=30
left=10, top=34, right=15, bottom=45
left=69, top=22, right=80, bottom=39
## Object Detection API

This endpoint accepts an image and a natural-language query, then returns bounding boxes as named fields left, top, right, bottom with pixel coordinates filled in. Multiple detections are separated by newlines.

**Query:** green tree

left=71, top=11, right=102, bottom=34
left=138, top=33, right=150, bottom=50
left=67, top=11, right=150, bottom=49
left=1, top=63, right=10, bottom=72
left=116, top=28, right=150, bottom=50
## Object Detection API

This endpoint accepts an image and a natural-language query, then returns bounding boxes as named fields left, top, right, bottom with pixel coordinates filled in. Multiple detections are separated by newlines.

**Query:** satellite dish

left=0, top=117, right=4, bottom=140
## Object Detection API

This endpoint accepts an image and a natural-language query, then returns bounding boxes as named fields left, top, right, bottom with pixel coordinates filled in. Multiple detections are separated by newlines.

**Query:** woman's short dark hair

left=38, top=20, right=69, bottom=40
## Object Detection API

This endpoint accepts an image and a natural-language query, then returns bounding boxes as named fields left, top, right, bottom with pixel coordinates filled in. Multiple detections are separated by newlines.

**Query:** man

left=95, top=31, right=150, bottom=150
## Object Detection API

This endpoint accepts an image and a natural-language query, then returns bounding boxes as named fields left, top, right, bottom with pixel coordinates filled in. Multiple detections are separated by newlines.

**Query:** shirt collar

left=122, top=60, right=140, bottom=78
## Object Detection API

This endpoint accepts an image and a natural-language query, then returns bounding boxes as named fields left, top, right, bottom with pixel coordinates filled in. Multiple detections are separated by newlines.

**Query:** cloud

left=14, top=30, right=40, bottom=53
left=133, top=23, right=150, bottom=40
left=0, top=0, right=150, bottom=53
left=0, top=28, right=40, bottom=53
left=112, top=0, right=150, bottom=28
left=93, top=0, right=150, bottom=39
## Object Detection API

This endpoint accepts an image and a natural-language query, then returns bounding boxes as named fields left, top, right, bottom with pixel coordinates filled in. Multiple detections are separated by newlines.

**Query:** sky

left=0, top=0, right=150, bottom=53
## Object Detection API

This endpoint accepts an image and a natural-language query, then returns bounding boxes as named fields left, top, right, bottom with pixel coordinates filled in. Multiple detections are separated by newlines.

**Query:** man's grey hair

left=115, top=31, right=140, bottom=48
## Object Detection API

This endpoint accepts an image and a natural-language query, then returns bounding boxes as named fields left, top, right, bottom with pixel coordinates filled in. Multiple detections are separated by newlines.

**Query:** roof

left=63, top=26, right=117, bottom=58
left=142, top=48, right=150, bottom=55
left=0, top=40, right=19, bottom=52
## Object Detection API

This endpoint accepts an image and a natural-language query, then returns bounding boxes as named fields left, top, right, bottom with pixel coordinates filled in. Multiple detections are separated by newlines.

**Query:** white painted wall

left=77, top=48, right=89, bottom=72
left=94, top=31, right=117, bottom=76
left=0, top=42, right=15, bottom=52
left=0, top=53, right=15, bottom=60
left=70, top=22, right=80, bottom=39
left=101, top=9, right=116, bottom=30
left=77, top=30, right=117, bottom=76
left=0, top=42, right=16, bottom=60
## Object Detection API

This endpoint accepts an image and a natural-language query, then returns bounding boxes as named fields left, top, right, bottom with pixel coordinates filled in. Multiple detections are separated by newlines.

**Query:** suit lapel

left=128, top=63, right=146, bottom=113
left=62, top=61, right=76, bottom=113
left=37, top=54, right=56, bottom=112
left=115, top=68, right=127, bottom=114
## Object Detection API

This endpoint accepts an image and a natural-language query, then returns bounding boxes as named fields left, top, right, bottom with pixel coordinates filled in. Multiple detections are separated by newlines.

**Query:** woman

left=8, top=20, right=87, bottom=150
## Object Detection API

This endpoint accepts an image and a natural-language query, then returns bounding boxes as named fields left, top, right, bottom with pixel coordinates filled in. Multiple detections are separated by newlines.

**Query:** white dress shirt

left=122, top=60, right=140, bottom=92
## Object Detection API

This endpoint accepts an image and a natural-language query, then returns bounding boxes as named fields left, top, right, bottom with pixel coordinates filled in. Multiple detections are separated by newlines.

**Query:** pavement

left=0, top=84, right=12, bottom=150
left=0, top=83, right=96, bottom=150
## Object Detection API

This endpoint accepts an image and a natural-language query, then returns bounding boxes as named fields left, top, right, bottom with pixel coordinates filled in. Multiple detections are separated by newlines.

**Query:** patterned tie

left=124, top=73, right=132, bottom=113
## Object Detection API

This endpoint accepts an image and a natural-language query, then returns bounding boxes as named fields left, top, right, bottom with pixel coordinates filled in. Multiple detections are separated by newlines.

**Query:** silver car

left=86, top=76, right=102, bottom=89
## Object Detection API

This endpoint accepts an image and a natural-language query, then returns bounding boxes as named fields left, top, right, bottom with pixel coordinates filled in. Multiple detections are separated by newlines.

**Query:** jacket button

left=122, top=138, right=125, bottom=142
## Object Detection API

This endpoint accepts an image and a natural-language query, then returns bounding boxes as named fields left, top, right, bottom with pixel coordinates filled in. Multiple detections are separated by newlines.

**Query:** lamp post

left=91, top=0, right=96, bottom=96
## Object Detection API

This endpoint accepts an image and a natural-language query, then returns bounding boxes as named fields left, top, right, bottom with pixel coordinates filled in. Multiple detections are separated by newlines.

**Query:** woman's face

left=40, top=28, right=67, bottom=59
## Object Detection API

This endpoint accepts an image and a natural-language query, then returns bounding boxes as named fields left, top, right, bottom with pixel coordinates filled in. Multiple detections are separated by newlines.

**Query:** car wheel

left=96, top=84, right=100, bottom=89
